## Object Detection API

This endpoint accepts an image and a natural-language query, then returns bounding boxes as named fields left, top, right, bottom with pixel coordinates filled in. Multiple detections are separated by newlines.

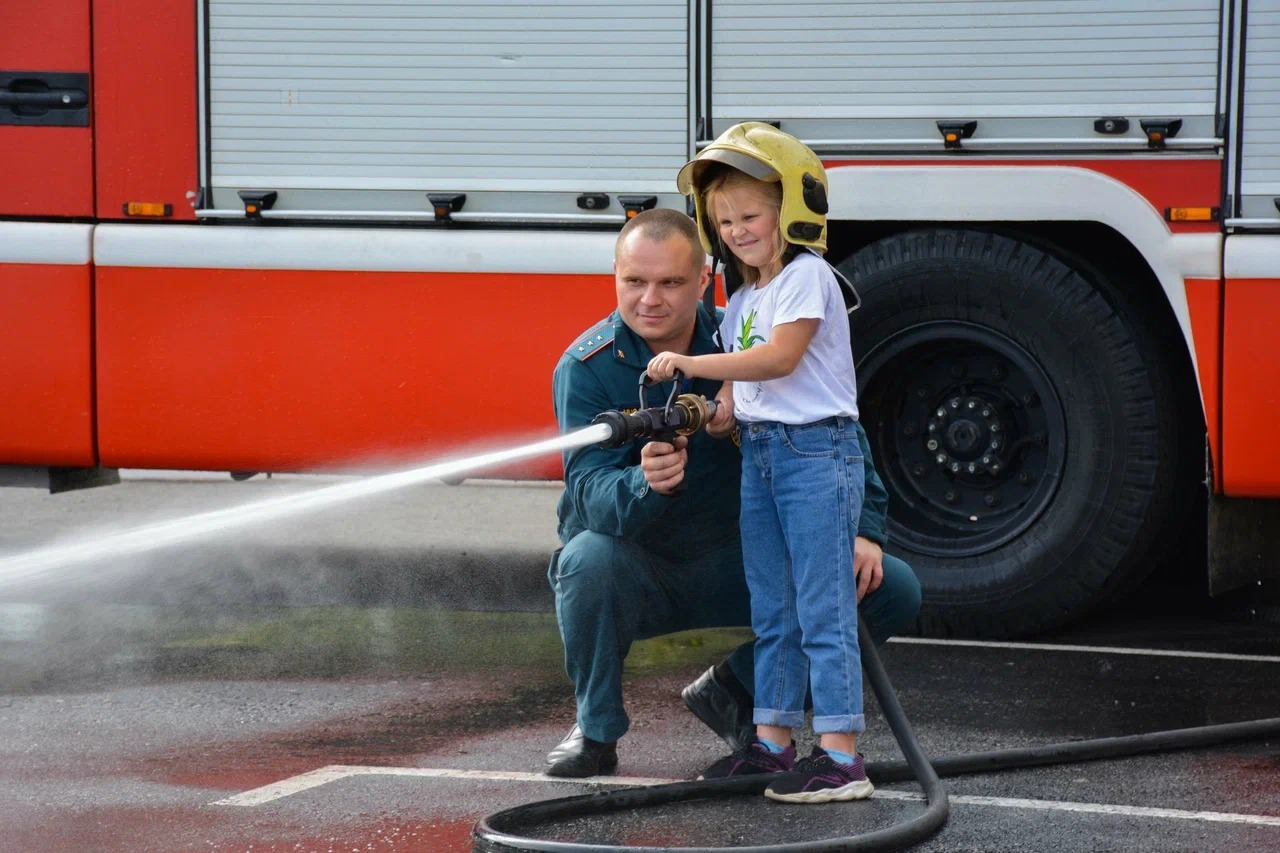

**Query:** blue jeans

left=722, top=550, right=919, bottom=700
left=740, top=416, right=866, bottom=735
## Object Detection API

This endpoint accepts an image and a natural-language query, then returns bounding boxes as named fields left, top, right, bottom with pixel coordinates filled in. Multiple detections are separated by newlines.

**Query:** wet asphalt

left=0, top=474, right=1277, bottom=852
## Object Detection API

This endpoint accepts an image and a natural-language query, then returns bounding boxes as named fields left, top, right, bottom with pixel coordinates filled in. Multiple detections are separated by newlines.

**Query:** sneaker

left=764, top=747, right=874, bottom=803
left=698, top=739, right=795, bottom=780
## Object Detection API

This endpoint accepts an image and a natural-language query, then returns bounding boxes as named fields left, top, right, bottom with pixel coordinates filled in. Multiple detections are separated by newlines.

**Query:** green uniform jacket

left=552, top=305, right=889, bottom=559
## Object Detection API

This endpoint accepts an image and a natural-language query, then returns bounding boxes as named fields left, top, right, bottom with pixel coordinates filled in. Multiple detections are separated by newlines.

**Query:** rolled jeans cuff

left=812, top=713, right=866, bottom=735
left=753, top=708, right=806, bottom=729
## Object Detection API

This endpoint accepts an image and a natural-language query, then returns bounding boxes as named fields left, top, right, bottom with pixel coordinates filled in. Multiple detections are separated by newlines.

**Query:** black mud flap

left=1209, top=493, right=1280, bottom=595
left=0, top=466, right=121, bottom=493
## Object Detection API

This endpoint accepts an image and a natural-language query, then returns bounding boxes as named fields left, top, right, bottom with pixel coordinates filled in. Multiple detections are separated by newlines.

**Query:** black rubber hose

left=474, top=622, right=1280, bottom=853
left=865, top=716, right=1280, bottom=784
left=472, top=621, right=950, bottom=852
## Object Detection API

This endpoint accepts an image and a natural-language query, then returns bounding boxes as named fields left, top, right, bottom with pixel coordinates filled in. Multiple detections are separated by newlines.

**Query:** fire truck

left=3, top=0, right=1277, bottom=636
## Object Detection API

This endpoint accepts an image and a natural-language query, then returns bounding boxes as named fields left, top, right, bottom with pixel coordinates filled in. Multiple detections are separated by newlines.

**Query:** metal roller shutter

left=709, top=0, right=1221, bottom=147
left=205, top=0, right=691, bottom=217
left=1238, top=0, right=1280, bottom=220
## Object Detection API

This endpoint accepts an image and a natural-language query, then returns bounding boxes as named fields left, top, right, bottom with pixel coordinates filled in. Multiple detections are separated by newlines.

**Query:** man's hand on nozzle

left=647, top=352, right=694, bottom=382
left=705, top=383, right=735, bottom=438
left=641, top=435, right=688, bottom=495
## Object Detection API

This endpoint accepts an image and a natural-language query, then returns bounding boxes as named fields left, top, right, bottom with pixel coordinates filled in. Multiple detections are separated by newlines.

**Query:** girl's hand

left=706, top=383, right=735, bottom=438
left=647, top=352, right=693, bottom=382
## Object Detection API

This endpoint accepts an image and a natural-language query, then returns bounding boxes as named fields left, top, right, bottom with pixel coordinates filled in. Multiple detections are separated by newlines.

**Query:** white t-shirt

left=720, top=251, right=859, bottom=424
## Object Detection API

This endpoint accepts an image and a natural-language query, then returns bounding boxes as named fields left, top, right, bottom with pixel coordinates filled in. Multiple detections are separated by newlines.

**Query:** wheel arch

left=829, top=225, right=1208, bottom=630
left=822, top=165, right=1217, bottom=431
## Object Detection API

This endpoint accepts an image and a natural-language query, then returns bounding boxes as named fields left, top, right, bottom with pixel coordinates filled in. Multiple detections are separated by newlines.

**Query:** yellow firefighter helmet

left=677, top=122, right=829, bottom=255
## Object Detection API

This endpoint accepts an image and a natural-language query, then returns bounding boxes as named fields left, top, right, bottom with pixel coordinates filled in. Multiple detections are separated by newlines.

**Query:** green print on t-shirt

left=737, top=309, right=765, bottom=351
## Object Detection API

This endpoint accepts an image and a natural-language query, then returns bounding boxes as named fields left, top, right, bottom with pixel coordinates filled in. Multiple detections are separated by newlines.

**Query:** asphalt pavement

left=0, top=472, right=1277, bottom=852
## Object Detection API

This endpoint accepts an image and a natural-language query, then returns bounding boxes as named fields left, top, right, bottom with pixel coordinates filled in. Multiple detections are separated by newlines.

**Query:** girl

left=646, top=123, right=872, bottom=804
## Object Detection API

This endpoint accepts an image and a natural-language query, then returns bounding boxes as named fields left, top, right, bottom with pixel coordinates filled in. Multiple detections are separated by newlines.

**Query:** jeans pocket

left=779, top=422, right=837, bottom=458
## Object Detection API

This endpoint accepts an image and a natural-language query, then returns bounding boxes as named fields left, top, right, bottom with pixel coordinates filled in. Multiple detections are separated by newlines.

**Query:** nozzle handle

left=637, top=368, right=685, bottom=387
left=637, top=369, right=684, bottom=412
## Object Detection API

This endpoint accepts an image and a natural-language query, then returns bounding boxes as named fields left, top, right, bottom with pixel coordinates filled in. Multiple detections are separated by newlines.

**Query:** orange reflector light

left=122, top=202, right=172, bottom=217
left=1165, top=207, right=1218, bottom=223
left=944, top=133, right=959, bottom=143
left=626, top=209, right=639, bottom=219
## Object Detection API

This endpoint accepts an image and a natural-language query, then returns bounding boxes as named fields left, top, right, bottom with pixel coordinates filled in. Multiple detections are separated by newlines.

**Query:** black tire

left=841, top=229, right=1189, bottom=638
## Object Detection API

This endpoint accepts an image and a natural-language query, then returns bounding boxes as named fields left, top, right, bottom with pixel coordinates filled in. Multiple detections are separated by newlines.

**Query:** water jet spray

left=0, top=374, right=716, bottom=590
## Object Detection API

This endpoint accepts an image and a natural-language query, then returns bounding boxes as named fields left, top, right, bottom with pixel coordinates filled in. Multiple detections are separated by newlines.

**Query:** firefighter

left=546, top=205, right=920, bottom=778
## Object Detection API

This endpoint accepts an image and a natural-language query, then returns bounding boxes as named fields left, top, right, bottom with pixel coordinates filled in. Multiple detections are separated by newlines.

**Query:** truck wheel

left=840, top=229, right=1187, bottom=637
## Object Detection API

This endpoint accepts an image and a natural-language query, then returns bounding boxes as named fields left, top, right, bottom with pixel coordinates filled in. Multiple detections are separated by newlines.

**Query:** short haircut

left=615, top=207, right=704, bottom=263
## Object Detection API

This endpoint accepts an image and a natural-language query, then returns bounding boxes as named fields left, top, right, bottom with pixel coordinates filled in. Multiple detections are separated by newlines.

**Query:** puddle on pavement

left=0, top=602, right=750, bottom=694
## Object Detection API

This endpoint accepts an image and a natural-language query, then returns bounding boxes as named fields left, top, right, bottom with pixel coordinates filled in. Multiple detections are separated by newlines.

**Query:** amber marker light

left=122, top=202, right=172, bottom=217
left=1165, top=207, right=1219, bottom=223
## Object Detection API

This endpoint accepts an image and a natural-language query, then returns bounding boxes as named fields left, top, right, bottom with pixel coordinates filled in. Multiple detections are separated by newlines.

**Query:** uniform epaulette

left=566, top=319, right=615, bottom=362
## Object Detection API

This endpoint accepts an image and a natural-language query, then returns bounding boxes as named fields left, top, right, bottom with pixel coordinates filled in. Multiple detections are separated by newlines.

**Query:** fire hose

left=470, top=373, right=1280, bottom=853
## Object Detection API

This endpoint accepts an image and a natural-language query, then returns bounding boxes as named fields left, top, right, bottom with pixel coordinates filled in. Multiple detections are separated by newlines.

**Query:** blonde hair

left=702, top=166, right=786, bottom=285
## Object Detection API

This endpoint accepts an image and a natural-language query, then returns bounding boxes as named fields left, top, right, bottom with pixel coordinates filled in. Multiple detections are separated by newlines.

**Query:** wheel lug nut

left=984, top=493, right=999, bottom=507
left=936, top=453, right=948, bottom=465
left=949, top=398, right=961, bottom=409
left=967, top=463, right=977, bottom=473
left=944, top=490, right=958, bottom=504
left=950, top=462, right=961, bottom=472
left=912, top=463, right=927, bottom=477
left=936, top=408, right=946, bottom=418
left=926, top=439, right=939, bottom=451
left=981, top=408, right=991, bottom=417
left=1018, top=471, right=1034, bottom=484
left=991, top=365, right=1007, bottom=380
left=990, top=439, right=1001, bottom=450
left=904, top=423, right=917, bottom=437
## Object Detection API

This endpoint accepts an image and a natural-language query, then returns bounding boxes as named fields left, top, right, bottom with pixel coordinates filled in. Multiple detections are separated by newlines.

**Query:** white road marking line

left=212, top=766, right=360, bottom=806
left=872, top=789, right=1280, bottom=827
left=211, top=765, right=674, bottom=806
left=888, top=636, right=1280, bottom=664
left=213, top=766, right=1280, bottom=827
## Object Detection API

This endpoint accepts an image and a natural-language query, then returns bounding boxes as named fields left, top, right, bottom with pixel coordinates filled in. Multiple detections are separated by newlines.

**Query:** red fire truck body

left=2, top=1, right=1276, bottom=635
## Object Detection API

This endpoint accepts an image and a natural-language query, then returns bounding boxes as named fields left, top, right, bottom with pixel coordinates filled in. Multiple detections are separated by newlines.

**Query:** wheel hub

left=930, top=395, right=1005, bottom=472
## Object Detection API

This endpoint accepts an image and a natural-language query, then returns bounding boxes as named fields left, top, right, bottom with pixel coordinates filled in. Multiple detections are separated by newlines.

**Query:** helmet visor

left=676, top=147, right=780, bottom=195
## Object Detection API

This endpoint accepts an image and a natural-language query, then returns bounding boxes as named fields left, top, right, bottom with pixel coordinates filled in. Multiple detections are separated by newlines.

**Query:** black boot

left=681, top=662, right=754, bottom=753
left=545, top=724, right=618, bottom=778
